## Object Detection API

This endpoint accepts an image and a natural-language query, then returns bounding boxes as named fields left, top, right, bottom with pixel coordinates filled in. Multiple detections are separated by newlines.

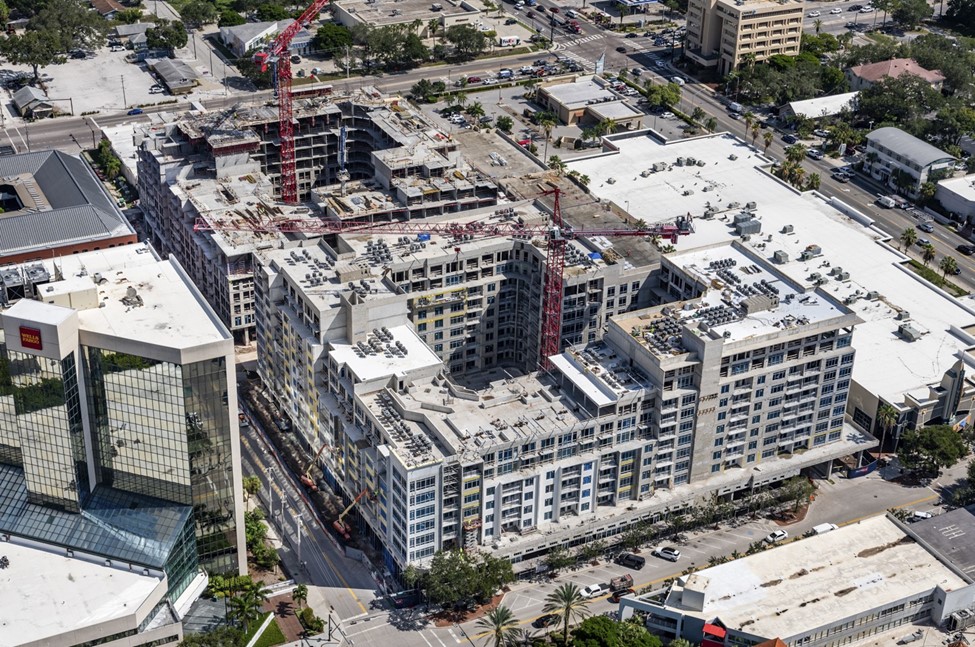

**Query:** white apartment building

left=256, top=223, right=871, bottom=572
left=686, top=0, right=805, bottom=76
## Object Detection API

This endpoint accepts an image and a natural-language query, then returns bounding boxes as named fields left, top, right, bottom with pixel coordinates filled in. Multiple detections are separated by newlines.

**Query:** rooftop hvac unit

left=781, top=224, right=794, bottom=234
left=898, top=323, right=922, bottom=342
left=897, top=310, right=911, bottom=321
left=948, top=609, right=975, bottom=632
left=772, top=250, right=789, bottom=264
left=866, top=291, right=880, bottom=300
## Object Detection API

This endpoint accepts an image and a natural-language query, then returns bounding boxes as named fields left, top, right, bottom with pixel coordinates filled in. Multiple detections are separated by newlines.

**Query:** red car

left=467, top=76, right=482, bottom=84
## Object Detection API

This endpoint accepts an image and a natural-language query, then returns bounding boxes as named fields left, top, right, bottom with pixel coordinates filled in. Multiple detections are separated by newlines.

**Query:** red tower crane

left=194, top=189, right=693, bottom=369
left=254, top=0, right=332, bottom=204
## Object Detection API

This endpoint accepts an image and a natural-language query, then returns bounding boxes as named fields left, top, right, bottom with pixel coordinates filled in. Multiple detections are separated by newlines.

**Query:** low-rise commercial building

left=935, top=175, right=975, bottom=223
left=332, top=0, right=481, bottom=37
left=779, top=92, right=858, bottom=122
left=219, top=19, right=313, bottom=58
left=686, top=0, right=804, bottom=76
left=12, top=86, right=53, bottom=119
left=619, top=514, right=975, bottom=647
left=863, top=127, right=956, bottom=199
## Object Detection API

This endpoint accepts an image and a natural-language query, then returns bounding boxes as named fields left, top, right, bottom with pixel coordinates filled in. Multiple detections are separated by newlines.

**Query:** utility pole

left=293, top=510, right=303, bottom=566
left=120, top=75, right=127, bottom=108
left=266, top=466, right=276, bottom=518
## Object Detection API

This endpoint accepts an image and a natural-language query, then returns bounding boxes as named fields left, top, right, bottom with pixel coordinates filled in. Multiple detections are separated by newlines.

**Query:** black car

left=290, top=55, right=301, bottom=63
left=782, top=134, right=798, bottom=144
left=957, top=244, right=975, bottom=256
left=849, top=3, right=863, bottom=9
left=625, top=32, right=638, bottom=38
left=533, top=614, right=559, bottom=629
left=616, top=45, right=627, bottom=52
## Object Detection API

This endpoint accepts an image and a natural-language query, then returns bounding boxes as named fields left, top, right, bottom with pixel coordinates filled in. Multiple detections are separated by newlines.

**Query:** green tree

left=537, top=112, right=557, bottom=160
left=572, top=615, right=617, bottom=647
left=705, top=117, right=718, bottom=133
left=876, top=403, right=898, bottom=451
left=218, top=9, right=246, bottom=26
left=292, top=583, right=308, bottom=609
left=543, top=583, right=589, bottom=645
left=28, top=0, right=107, bottom=53
left=945, top=0, right=975, bottom=34
left=670, top=639, right=694, bottom=647
left=691, top=106, right=706, bottom=124
left=940, top=255, right=959, bottom=280
left=476, top=605, right=520, bottom=647
left=577, top=539, right=606, bottom=563
left=424, top=550, right=513, bottom=606
left=544, top=546, right=574, bottom=574
left=805, top=172, right=821, bottom=191
left=410, top=79, right=437, bottom=102
left=256, top=2, right=289, bottom=20
left=900, top=227, right=918, bottom=249
left=548, top=155, right=566, bottom=175
left=181, top=0, right=217, bottom=27
left=465, top=101, right=485, bottom=120
left=857, top=75, right=943, bottom=135
left=763, top=131, right=774, bottom=154
left=242, top=475, right=261, bottom=501
left=315, top=22, right=352, bottom=53
left=898, top=425, right=969, bottom=476
left=0, top=0, right=8, bottom=24
left=146, top=19, right=188, bottom=52
left=921, top=243, right=936, bottom=266
left=445, top=24, right=487, bottom=60
left=918, top=181, right=937, bottom=205
left=0, top=30, right=63, bottom=83
left=785, top=143, right=807, bottom=164
left=892, top=0, right=933, bottom=27
left=178, top=626, right=245, bottom=646
left=496, top=115, right=513, bottom=133
left=617, top=619, right=664, bottom=647
left=227, top=581, right=268, bottom=633
left=113, top=8, right=144, bottom=24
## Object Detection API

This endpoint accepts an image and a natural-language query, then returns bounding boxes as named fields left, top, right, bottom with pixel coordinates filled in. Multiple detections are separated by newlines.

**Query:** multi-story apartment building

left=0, top=245, right=246, bottom=594
left=137, top=89, right=498, bottom=343
left=685, top=0, right=805, bottom=76
left=254, top=204, right=655, bottom=451
left=257, top=210, right=870, bottom=572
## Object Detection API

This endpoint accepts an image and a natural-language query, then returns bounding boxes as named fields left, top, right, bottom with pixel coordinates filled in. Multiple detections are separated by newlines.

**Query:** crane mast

left=254, top=0, right=332, bottom=204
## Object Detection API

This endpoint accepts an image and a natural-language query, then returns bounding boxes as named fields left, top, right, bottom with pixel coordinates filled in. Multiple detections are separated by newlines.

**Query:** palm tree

left=292, top=583, right=308, bottom=610
left=598, top=118, right=618, bottom=135
left=940, top=255, right=959, bottom=280
left=476, top=605, right=520, bottom=647
left=705, top=117, right=718, bottom=133
left=791, top=165, right=806, bottom=188
left=548, top=155, right=566, bottom=175
left=578, top=174, right=590, bottom=187
left=751, top=124, right=760, bottom=145
left=428, top=18, right=440, bottom=43
left=785, top=143, right=807, bottom=164
left=538, top=112, right=557, bottom=160
left=743, top=111, right=755, bottom=133
left=876, top=403, right=898, bottom=452
left=763, top=131, right=774, bottom=154
left=805, top=172, right=821, bottom=191
left=465, top=101, right=485, bottom=119
left=900, top=227, right=918, bottom=250
left=691, top=106, right=706, bottom=123
left=228, top=583, right=268, bottom=633
left=922, top=244, right=936, bottom=266
left=455, top=90, right=468, bottom=108
left=814, top=18, right=823, bottom=33
left=543, top=583, right=590, bottom=645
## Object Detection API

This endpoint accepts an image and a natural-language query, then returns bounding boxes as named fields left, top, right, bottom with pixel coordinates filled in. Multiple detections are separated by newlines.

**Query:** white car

left=807, top=10, right=820, bottom=16
left=764, top=529, right=789, bottom=544
left=830, top=7, right=842, bottom=13
left=580, top=583, right=609, bottom=599
left=671, top=76, right=685, bottom=86
left=860, top=5, right=874, bottom=11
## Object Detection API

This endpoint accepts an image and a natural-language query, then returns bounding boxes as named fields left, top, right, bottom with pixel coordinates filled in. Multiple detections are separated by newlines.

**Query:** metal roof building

left=0, top=150, right=137, bottom=264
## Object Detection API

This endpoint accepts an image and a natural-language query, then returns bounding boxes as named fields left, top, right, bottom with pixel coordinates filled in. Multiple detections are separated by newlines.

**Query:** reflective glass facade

left=0, top=344, right=86, bottom=512
left=83, top=348, right=240, bottom=574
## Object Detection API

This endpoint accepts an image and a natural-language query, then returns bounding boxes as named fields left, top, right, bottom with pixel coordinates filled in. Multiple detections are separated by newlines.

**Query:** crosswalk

left=554, top=32, right=605, bottom=49
left=559, top=49, right=595, bottom=71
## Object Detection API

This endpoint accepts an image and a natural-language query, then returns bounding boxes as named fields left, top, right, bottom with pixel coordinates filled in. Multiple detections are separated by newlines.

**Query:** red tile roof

left=91, top=0, right=124, bottom=15
left=849, top=58, right=945, bottom=84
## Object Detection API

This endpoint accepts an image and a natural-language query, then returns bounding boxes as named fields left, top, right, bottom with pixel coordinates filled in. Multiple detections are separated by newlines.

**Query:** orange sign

left=19, top=326, right=42, bottom=350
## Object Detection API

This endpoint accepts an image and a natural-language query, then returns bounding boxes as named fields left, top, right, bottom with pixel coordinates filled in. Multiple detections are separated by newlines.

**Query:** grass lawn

left=253, top=619, right=287, bottom=647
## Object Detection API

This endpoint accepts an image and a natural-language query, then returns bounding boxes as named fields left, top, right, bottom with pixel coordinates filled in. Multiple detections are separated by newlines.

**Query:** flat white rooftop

left=542, top=77, right=616, bottom=110
left=70, top=246, right=230, bottom=349
left=570, top=133, right=975, bottom=406
left=668, top=244, right=850, bottom=342
left=329, top=324, right=441, bottom=383
left=938, top=175, right=975, bottom=203
left=664, top=515, right=967, bottom=639
left=0, top=541, right=166, bottom=645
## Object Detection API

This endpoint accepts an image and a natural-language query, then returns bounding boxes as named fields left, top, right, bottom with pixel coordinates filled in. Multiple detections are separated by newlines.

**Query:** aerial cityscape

left=0, top=0, right=974, bottom=643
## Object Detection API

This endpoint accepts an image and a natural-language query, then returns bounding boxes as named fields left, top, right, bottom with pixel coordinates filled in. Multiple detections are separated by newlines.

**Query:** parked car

left=807, top=148, right=824, bottom=160
left=848, top=3, right=863, bottom=10
left=764, top=529, right=789, bottom=543
left=812, top=523, right=839, bottom=535
left=830, top=7, right=842, bottom=13
left=832, top=172, right=850, bottom=183
left=814, top=129, right=830, bottom=138
left=782, top=134, right=798, bottom=144
left=533, top=614, right=559, bottom=629
left=290, top=55, right=301, bottom=63
left=467, top=76, right=482, bottom=84
left=807, top=10, right=820, bottom=16
left=672, top=76, right=685, bottom=86
left=505, top=17, right=517, bottom=24
left=652, top=546, right=681, bottom=562
left=580, top=583, right=609, bottom=599
left=610, top=588, right=635, bottom=603
left=616, top=552, right=646, bottom=570
left=910, top=510, right=934, bottom=521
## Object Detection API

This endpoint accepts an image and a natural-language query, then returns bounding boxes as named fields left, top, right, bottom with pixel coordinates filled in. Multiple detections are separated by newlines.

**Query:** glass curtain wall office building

left=0, top=251, right=246, bottom=588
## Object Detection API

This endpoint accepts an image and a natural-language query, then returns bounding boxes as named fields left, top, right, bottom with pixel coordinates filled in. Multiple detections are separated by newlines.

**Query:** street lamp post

left=293, top=510, right=303, bottom=566
left=266, top=466, right=276, bottom=518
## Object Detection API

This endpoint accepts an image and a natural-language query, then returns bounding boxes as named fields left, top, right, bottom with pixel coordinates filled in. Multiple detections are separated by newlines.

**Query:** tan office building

left=686, top=0, right=805, bottom=77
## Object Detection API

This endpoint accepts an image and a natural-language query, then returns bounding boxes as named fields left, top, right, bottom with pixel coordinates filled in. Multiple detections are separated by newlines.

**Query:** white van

left=566, top=9, right=577, bottom=18
left=671, top=76, right=685, bottom=86
left=812, top=523, right=838, bottom=535
left=876, top=195, right=897, bottom=208
left=728, top=101, right=744, bottom=114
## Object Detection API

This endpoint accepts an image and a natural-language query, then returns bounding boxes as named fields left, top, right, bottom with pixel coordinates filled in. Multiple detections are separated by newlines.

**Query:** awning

left=704, top=624, right=727, bottom=639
